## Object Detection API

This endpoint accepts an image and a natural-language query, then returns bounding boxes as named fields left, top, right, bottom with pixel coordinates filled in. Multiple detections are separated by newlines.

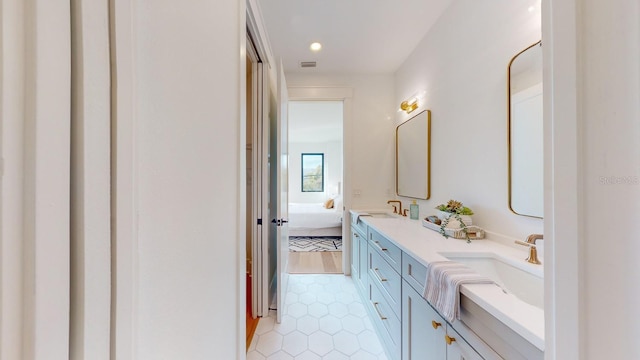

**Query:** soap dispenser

left=409, top=200, right=419, bottom=220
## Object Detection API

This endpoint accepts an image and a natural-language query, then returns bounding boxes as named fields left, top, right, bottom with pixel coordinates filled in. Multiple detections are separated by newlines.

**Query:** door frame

left=287, top=87, right=353, bottom=274
left=542, top=0, right=581, bottom=357
left=247, top=0, right=277, bottom=319
left=245, top=33, right=264, bottom=319
left=273, top=60, right=289, bottom=323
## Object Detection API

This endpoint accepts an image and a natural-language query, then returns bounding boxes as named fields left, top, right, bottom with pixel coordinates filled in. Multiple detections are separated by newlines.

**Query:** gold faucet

left=387, top=200, right=402, bottom=214
left=515, top=234, right=543, bottom=265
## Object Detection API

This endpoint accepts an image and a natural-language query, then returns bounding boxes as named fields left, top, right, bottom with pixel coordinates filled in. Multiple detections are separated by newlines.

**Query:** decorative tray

left=421, top=218, right=486, bottom=240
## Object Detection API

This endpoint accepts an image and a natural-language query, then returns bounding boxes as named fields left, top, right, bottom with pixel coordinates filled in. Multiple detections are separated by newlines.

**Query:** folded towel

left=422, top=261, right=494, bottom=323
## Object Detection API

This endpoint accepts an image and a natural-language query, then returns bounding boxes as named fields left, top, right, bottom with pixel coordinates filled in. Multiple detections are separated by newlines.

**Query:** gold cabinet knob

left=431, top=320, right=442, bottom=329
left=445, top=334, right=456, bottom=345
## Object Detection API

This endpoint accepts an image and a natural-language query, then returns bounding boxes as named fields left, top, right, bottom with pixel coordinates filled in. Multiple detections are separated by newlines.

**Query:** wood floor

left=288, top=251, right=343, bottom=274
left=245, top=273, right=259, bottom=350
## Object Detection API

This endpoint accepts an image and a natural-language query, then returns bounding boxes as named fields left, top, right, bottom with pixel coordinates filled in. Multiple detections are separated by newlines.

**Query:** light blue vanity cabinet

left=368, top=241, right=402, bottom=319
left=369, top=227, right=402, bottom=272
left=366, top=227, right=403, bottom=360
left=402, top=252, right=501, bottom=360
left=402, top=251, right=428, bottom=293
left=350, top=223, right=368, bottom=295
left=446, top=326, right=485, bottom=360
left=402, top=280, right=483, bottom=360
left=402, top=279, right=446, bottom=360
left=350, top=213, right=504, bottom=360
left=350, top=226, right=360, bottom=280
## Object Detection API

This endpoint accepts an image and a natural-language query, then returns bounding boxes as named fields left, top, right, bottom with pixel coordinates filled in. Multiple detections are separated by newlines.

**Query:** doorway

left=287, top=101, right=344, bottom=274
left=245, top=30, right=277, bottom=344
left=245, top=31, right=291, bottom=341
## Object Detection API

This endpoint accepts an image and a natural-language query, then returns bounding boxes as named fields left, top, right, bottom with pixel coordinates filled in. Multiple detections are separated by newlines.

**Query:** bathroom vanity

left=350, top=211, right=544, bottom=360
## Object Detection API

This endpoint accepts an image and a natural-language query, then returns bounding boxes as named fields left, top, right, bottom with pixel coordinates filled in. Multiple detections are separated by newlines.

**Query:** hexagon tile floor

left=247, top=274, right=389, bottom=360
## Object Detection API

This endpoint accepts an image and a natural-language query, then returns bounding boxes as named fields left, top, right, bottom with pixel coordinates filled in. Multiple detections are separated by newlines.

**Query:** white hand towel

left=422, top=261, right=494, bottom=323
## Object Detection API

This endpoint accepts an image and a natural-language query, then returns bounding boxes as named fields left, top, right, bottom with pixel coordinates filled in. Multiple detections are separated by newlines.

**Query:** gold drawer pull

left=445, top=335, right=456, bottom=345
left=431, top=320, right=442, bottom=329
left=373, top=302, right=388, bottom=320
left=373, top=268, right=388, bottom=282
left=373, top=240, right=388, bottom=251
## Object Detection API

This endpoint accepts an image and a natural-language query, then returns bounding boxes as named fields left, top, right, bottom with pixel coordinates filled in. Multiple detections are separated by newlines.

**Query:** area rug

left=289, top=236, right=342, bottom=252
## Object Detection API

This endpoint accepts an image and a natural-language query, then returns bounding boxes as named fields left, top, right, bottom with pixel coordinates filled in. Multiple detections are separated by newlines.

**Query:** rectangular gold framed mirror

left=396, top=110, right=431, bottom=199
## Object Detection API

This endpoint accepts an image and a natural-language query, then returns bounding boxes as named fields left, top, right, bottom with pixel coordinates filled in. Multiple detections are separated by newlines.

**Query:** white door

left=249, top=43, right=270, bottom=318
left=274, top=60, right=289, bottom=323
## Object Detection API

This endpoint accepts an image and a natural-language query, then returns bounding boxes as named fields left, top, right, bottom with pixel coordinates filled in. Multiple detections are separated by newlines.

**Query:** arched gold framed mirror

left=508, top=41, right=543, bottom=218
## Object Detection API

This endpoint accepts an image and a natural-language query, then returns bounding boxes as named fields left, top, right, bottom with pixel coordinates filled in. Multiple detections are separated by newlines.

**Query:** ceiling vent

left=299, top=61, right=317, bottom=68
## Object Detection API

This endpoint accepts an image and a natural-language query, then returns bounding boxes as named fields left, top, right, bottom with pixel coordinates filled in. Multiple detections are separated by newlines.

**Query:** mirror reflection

left=396, top=110, right=431, bottom=199
left=508, top=41, right=543, bottom=218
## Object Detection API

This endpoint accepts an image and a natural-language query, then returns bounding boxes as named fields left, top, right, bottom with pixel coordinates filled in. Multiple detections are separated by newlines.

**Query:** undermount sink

left=355, top=210, right=397, bottom=219
left=367, top=212, right=397, bottom=218
left=440, top=252, right=544, bottom=310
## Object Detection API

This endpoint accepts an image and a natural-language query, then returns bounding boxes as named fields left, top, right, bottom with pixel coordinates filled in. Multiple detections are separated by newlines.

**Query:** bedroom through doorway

left=287, top=101, right=344, bottom=274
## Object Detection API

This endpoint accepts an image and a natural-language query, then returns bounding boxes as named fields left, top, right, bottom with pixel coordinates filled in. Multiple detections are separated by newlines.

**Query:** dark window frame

left=301, top=153, right=324, bottom=192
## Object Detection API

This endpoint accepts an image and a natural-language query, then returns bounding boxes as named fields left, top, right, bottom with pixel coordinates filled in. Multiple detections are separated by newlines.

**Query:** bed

left=288, top=201, right=343, bottom=237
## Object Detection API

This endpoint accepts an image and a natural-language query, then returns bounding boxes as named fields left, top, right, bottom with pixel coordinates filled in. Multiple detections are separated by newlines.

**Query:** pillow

left=323, top=198, right=334, bottom=209
left=333, top=196, right=343, bottom=212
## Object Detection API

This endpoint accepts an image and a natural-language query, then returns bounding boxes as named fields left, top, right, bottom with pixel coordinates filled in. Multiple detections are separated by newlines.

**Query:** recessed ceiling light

left=310, top=42, right=322, bottom=52
left=528, top=5, right=535, bottom=12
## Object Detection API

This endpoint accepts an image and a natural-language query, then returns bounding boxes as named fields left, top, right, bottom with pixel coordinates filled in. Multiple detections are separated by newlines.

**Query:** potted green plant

left=435, top=200, right=474, bottom=241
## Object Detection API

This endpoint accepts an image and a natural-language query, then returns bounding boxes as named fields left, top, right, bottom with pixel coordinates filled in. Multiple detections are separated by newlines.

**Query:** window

left=301, top=153, right=324, bottom=192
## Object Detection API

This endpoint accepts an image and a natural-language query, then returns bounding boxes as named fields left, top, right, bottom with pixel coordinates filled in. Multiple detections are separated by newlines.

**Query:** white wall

left=394, top=0, right=543, bottom=243
left=286, top=74, right=397, bottom=209
left=134, top=0, right=244, bottom=358
left=22, top=0, right=72, bottom=358
left=289, top=141, right=342, bottom=203
left=0, top=0, right=26, bottom=358
left=70, top=0, right=112, bottom=358
left=111, top=0, right=138, bottom=358
left=575, top=0, right=640, bottom=357
left=544, top=0, right=640, bottom=358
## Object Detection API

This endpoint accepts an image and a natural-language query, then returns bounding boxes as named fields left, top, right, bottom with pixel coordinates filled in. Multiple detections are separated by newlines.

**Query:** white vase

left=436, top=210, right=472, bottom=229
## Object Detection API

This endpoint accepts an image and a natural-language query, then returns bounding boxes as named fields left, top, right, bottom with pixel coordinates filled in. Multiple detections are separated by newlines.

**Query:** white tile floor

left=247, top=274, right=389, bottom=360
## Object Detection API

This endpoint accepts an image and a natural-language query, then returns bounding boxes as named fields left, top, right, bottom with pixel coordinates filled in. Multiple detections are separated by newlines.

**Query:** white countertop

left=352, top=211, right=545, bottom=351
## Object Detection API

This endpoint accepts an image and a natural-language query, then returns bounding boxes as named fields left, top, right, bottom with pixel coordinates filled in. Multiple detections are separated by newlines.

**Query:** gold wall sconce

left=400, top=90, right=426, bottom=114
left=400, top=97, right=419, bottom=114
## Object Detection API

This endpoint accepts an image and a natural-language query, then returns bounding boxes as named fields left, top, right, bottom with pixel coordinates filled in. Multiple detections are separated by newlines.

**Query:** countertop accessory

left=410, top=200, right=419, bottom=220
left=422, top=218, right=485, bottom=240
left=434, top=199, right=475, bottom=242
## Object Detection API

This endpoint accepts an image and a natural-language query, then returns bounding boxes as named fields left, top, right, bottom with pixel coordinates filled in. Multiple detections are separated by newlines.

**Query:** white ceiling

left=289, top=101, right=343, bottom=143
left=257, top=0, right=455, bottom=74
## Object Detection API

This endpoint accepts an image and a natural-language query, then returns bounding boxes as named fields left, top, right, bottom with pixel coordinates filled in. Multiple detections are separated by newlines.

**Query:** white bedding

left=288, top=203, right=343, bottom=229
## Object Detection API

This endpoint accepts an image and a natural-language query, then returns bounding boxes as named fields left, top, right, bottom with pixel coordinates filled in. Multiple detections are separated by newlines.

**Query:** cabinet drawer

left=369, top=248, right=401, bottom=319
left=402, top=252, right=428, bottom=294
left=368, top=228, right=402, bottom=273
left=369, top=281, right=402, bottom=360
